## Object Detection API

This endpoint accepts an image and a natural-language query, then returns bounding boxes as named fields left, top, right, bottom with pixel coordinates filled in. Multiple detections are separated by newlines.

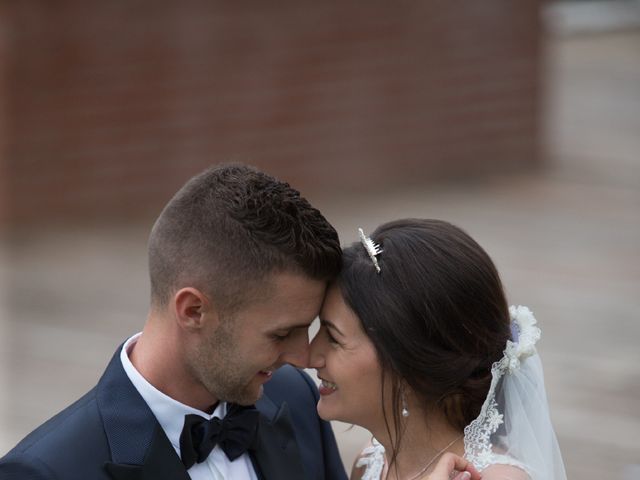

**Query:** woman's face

left=309, top=283, right=385, bottom=428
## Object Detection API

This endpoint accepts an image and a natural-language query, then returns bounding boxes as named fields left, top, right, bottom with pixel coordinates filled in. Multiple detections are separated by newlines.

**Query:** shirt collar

left=120, top=333, right=227, bottom=451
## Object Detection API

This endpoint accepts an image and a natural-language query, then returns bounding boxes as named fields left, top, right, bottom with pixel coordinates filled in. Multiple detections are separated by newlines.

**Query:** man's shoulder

left=1, top=387, right=110, bottom=470
left=10, top=388, right=99, bottom=452
left=263, top=365, right=319, bottom=406
left=261, top=366, right=348, bottom=480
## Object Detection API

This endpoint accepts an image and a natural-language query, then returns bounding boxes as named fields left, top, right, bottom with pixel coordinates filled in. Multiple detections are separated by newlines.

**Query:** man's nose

left=281, top=332, right=310, bottom=368
left=308, top=334, right=324, bottom=369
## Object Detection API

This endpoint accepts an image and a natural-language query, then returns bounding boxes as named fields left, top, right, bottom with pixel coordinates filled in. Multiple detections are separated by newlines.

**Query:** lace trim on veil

left=463, top=305, right=539, bottom=474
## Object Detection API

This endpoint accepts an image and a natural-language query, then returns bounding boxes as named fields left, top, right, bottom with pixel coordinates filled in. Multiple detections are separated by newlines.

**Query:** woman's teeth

left=321, top=379, right=338, bottom=390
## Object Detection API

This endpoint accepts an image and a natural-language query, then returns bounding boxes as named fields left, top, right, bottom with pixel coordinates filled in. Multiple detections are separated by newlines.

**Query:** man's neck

left=128, top=314, right=219, bottom=412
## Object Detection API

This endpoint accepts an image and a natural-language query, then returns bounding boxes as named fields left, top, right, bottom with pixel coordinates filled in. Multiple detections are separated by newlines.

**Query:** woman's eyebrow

left=319, top=318, right=345, bottom=337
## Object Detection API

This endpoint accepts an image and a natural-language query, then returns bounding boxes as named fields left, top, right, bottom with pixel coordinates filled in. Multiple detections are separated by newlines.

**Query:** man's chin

left=233, top=385, right=263, bottom=406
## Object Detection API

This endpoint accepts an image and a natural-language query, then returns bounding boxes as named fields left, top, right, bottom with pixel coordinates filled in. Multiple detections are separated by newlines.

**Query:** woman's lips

left=318, top=378, right=338, bottom=396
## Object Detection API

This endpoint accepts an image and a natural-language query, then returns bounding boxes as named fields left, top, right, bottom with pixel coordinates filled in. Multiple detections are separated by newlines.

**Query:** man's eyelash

left=272, top=331, right=291, bottom=341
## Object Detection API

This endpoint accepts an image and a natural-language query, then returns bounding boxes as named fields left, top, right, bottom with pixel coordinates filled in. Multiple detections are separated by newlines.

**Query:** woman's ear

left=173, top=287, right=217, bottom=331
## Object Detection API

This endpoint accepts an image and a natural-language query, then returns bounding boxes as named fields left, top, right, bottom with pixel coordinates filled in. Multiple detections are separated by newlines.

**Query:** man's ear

left=173, top=287, right=218, bottom=331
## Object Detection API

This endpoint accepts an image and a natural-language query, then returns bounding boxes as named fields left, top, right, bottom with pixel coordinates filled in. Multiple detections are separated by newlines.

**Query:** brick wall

left=0, top=3, right=9, bottom=227
left=3, top=1, right=542, bottom=226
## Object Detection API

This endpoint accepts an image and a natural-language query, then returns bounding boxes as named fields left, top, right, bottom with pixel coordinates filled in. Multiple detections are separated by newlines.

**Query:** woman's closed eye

left=324, top=326, right=340, bottom=346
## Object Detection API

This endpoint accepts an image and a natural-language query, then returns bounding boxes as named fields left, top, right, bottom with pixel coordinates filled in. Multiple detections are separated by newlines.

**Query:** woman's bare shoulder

left=480, top=463, right=530, bottom=480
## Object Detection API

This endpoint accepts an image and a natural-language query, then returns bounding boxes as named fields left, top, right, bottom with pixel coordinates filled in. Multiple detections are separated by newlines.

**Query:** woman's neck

left=371, top=408, right=464, bottom=480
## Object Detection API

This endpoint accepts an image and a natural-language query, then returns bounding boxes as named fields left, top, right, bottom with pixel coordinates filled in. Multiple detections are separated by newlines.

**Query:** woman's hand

left=427, top=453, right=482, bottom=480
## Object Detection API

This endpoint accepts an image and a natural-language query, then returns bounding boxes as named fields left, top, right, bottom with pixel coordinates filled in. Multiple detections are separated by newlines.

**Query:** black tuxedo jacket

left=0, top=347, right=347, bottom=480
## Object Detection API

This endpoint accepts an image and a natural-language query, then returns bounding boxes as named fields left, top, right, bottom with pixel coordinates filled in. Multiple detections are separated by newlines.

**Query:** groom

left=0, top=165, right=347, bottom=480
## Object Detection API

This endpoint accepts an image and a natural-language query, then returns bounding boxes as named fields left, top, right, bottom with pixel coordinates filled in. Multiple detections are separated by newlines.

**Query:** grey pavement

left=1, top=31, right=639, bottom=479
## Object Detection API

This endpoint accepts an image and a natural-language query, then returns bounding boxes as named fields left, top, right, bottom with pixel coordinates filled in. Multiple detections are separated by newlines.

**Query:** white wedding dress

left=355, top=439, right=530, bottom=480
left=355, top=307, right=567, bottom=480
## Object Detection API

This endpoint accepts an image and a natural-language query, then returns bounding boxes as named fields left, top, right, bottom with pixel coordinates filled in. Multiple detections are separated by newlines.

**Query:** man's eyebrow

left=319, top=318, right=345, bottom=337
left=270, top=320, right=315, bottom=331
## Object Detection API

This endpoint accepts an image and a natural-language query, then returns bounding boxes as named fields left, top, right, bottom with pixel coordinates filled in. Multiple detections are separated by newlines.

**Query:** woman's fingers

left=429, top=452, right=482, bottom=480
left=451, top=473, right=471, bottom=480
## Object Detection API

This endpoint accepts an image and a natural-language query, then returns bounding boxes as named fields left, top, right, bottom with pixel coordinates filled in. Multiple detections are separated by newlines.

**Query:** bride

left=309, top=219, right=566, bottom=480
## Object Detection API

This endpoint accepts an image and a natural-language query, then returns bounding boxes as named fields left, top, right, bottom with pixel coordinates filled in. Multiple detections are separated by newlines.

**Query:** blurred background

left=0, top=0, right=639, bottom=478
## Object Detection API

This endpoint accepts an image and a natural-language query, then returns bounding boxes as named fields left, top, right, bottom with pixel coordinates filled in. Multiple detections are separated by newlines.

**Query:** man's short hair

left=148, top=164, right=342, bottom=313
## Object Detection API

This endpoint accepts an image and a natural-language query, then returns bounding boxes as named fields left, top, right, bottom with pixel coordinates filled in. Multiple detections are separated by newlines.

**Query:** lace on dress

left=355, top=439, right=385, bottom=480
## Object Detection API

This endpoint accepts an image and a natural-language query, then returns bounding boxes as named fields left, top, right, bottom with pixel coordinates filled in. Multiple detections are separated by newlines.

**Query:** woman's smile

left=318, top=377, right=338, bottom=396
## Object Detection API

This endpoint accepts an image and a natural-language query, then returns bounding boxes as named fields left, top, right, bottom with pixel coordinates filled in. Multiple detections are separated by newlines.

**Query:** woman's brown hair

left=338, top=219, right=511, bottom=469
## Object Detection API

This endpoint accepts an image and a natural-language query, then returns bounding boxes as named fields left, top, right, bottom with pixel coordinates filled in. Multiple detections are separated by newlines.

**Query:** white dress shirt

left=120, top=333, right=258, bottom=480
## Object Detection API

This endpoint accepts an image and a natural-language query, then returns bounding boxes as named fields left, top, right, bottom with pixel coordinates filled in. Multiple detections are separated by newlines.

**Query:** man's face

left=189, top=271, right=326, bottom=405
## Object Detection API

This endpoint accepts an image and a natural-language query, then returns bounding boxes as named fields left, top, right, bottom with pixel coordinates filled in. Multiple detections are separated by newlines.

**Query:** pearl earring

left=401, top=392, right=410, bottom=418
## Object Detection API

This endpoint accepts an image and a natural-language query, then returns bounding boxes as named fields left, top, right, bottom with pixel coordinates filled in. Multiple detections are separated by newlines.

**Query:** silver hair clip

left=358, top=228, right=383, bottom=274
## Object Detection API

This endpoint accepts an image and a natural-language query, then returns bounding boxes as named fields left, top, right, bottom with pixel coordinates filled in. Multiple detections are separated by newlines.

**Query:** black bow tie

left=179, top=404, right=259, bottom=469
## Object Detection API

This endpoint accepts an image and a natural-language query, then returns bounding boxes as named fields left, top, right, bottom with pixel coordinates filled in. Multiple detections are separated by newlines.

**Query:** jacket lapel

left=96, top=347, right=190, bottom=480
left=104, top=424, right=190, bottom=480
left=251, top=393, right=306, bottom=480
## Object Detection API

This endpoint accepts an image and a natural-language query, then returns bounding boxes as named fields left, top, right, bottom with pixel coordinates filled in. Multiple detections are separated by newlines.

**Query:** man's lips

left=257, top=370, right=274, bottom=382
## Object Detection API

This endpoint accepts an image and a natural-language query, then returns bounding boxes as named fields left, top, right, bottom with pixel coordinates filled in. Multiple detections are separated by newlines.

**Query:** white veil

left=463, top=306, right=567, bottom=480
